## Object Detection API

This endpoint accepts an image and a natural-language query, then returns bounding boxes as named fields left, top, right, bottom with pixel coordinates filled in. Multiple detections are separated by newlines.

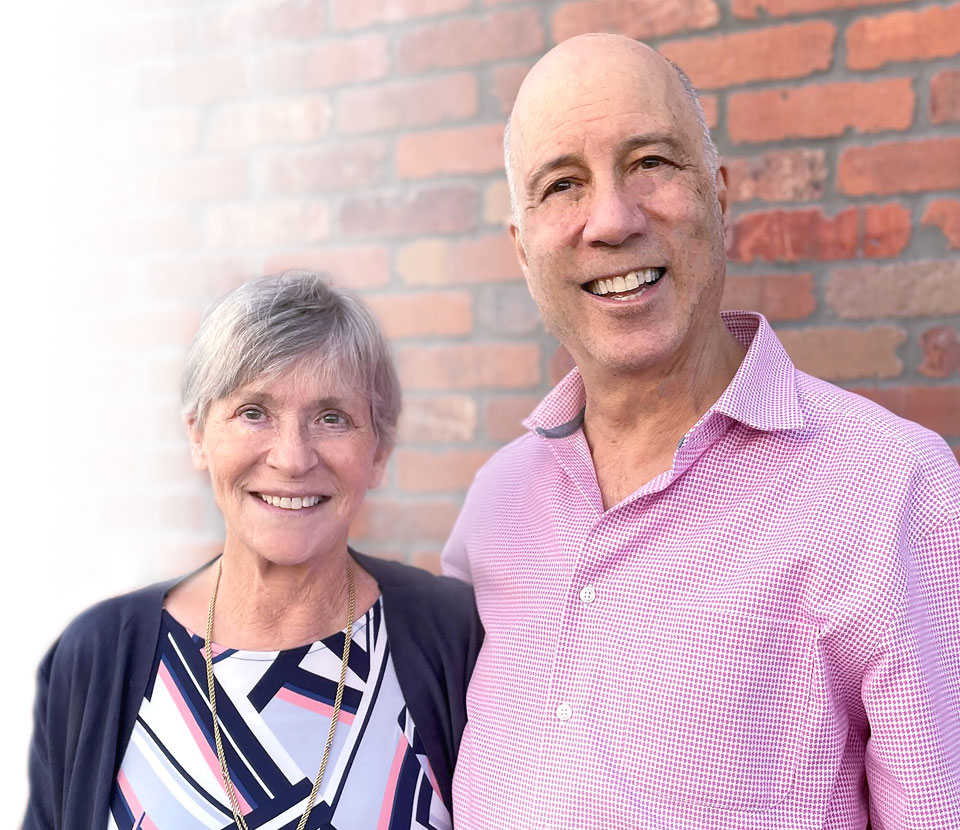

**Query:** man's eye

left=544, top=179, right=574, bottom=197
left=638, top=156, right=664, bottom=170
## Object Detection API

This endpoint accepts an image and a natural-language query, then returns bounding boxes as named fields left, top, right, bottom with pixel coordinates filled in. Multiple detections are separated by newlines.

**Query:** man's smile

left=583, top=267, right=665, bottom=300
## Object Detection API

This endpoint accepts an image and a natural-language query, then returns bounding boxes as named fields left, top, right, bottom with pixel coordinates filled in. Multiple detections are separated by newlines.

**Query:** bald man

left=442, top=34, right=960, bottom=830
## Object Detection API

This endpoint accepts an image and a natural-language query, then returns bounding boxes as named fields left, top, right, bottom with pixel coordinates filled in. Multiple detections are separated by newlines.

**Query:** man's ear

left=510, top=220, right=530, bottom=275
left=185, top=415, right=208, bottom=471
left=716, top=165, right=729, bottom=222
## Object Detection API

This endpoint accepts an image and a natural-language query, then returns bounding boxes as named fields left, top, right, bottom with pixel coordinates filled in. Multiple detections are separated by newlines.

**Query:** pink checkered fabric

left=442, top=312, right=960, bottom=830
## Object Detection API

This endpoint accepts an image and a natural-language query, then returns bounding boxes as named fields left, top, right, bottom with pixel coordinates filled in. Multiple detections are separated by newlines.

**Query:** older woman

left=25, top=272, right=481, bottom=830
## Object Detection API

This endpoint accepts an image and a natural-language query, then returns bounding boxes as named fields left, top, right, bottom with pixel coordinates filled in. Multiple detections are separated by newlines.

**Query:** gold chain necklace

left=204, top=557, right=355, bottom=830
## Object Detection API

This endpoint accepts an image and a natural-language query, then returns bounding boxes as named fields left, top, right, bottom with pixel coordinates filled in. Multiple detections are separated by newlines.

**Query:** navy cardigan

left=24, top=552, right=482, bottom=830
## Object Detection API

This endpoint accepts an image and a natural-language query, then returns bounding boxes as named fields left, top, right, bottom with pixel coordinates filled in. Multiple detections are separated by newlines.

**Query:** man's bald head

left=504, top=35, right=718, bottom=222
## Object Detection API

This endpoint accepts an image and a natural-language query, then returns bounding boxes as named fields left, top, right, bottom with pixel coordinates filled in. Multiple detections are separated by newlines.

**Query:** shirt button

left=579, top=585, right=596, bottom=604
left=556, top=702, right=572, bottom=721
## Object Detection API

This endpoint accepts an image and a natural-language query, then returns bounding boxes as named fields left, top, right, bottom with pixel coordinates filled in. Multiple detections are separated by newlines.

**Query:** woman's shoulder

left=42, top=578, right=176, bottom=679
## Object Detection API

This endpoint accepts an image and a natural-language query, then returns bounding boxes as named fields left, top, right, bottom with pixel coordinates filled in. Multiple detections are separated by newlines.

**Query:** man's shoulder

left=354, top=551, right=476, bottom=609
left=795, top=371, right=958, bottom=494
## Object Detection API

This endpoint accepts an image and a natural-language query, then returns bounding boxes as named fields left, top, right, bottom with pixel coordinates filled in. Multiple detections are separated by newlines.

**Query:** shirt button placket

left=555, top=702, right=572, bottom=721
left=578, top=584, right=596, bottom=604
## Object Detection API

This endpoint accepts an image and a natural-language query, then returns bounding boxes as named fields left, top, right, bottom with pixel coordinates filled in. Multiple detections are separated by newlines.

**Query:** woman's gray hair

left=181, top=270, right=401, bottom=451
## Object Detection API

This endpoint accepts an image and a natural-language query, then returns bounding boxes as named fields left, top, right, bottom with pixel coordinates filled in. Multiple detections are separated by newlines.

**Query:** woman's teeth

left=585, top=268, right=663, bottom=296
left=259, top=494, right=324, bottom=509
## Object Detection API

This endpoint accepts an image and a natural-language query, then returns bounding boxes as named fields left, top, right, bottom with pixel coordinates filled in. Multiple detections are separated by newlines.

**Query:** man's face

left=510, top=48, right=728, bottom=378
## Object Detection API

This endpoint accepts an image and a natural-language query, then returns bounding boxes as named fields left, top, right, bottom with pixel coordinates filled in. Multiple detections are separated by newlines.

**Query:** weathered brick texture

left=70, top=0, right=960, bottom=570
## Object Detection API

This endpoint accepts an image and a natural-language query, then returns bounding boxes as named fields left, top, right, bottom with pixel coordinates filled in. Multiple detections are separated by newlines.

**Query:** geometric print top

left=108, top=598, right=451, bottom=830
left=443, top=312, right=960, bottom=829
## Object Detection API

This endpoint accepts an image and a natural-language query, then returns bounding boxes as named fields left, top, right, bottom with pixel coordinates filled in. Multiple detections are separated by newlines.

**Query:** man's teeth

left=585, top=268, right=662, bottom=296
left=259, top=494, right=324, bottom=509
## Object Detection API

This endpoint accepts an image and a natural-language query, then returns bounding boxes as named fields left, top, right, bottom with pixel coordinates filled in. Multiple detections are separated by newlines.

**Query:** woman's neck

left=166, top=548, right=380, bottom=651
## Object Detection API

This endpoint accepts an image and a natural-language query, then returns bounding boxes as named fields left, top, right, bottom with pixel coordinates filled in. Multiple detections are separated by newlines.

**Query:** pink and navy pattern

left=108, top=599, right=450, bottom=830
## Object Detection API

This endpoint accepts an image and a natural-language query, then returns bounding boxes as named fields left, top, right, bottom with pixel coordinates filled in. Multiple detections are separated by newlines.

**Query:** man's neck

left=579, top=319, right=747, bottom=509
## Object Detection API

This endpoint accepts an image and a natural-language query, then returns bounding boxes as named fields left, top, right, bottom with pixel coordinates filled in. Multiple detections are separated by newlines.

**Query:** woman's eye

left=319, top=412, right=346, bottom=426
left=238, top=408, right=265, bottom=421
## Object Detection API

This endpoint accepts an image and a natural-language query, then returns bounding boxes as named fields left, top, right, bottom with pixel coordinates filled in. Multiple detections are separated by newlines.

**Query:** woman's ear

left=185, top=415, right=208, bottom=471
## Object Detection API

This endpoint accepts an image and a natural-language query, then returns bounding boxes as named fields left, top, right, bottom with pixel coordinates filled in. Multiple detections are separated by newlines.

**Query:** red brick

left=140, top=56, right=247, bottom=107
left=135, top=257, right=250, bottom=302
left=263, top=245, right=391, bottom=290
left=140, top=157, right=248, bottom=204
left=477, top=284, right=543, bottom=336
left=258, top=35, right=389, bottom=92
left=552, top=0, right=719, bottom=41
left=922, top=199, right=960, bottom=250
left=340, top=185, right=476, bottom=238
left=827, top=260, right=960, bottom=318
left=395, top=448, right=492, bottom=492
left=727, top=207, right=858, bottom=263
left=659, top=21, right=835, bottom=90
left=727, top=78, right=913, bottom=143
left=398, top=343, right=540, bottom=390
left=337, top=74, right=477, bottom=134
left=931, top=69, right=960, bottom=125
left=863, top=203, right=910, bottom=259
left=200, top=0, right=324, bottom=46
left=722, top=273, right=816, bottom=321
left=484, top=180, right=513, bottom=226
left=919, top=326, right=960, bottom=379
left=411, top=551, right=443, bottom=575
left=397, top=233, right=523, bottom=285
left=848, top=386, right=960, bottom=438
left=365, top=291, right=473, bottom=338
left=397, top=395, right=478, bottom=443
left=725, top=149, right=827, bottom=204
left=700, top=94, right=719, bottom=129
left=333, top=0, right=471, bottom=29
left=207, top=97, right=330, bottom=150
left=398, top=9, right=544, bottom=73
left=485, top=395, right=540, bottom=441
left=396, top=124, right=505, bottom=179
left=777, top=326, right=905, bottom=381
left=550, top=344, right=577, bottom=384
left=351, top=498, right=461, bottom=542
left=846, top=3, right=960, bottom=70
left=205, top=201, right=329, bottom=248
left=260, top=140, right=388, bottom=195
left=493, top=62, right=532, bottom=116
left=838, top=138, right=960, bottom=196
left=733, top=0, right=907, bottom=17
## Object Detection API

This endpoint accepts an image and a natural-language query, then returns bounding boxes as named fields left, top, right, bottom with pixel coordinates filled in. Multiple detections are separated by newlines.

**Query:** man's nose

left=581, top=182, right=646, bottom=246
left=267, top=422, right=318, bottom=477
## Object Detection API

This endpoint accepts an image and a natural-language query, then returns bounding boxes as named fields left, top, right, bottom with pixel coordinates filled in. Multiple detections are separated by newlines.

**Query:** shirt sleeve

left=23, top=647, right=57, bottom=830
left=861, top=513, right=960, bottom=829
left=441, top=494, right=474, bottom=583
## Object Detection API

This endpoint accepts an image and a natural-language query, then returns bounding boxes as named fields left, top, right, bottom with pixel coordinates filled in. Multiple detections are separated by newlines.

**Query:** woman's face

left=188, top=364, right=386, bottom=568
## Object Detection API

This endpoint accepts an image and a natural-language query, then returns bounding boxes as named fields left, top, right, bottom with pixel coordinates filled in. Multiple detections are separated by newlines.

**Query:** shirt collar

left=524, top=311, right=804, bottom=437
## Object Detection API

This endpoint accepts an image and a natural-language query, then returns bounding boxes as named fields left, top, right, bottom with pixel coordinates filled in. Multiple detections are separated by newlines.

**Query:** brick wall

left=65, top=0, right=960, bottom=582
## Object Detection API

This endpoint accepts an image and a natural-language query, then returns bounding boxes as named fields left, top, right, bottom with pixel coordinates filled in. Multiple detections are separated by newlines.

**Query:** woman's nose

left=267, top=422, right=318, bottom=477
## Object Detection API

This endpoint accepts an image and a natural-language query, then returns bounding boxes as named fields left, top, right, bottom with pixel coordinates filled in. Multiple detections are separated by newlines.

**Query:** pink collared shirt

left=443, top=312, right=960, bottom=830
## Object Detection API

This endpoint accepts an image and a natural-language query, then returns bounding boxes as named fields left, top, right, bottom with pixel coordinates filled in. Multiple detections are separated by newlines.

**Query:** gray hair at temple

left=181, top=270, right=402, bottom=450
left=503, top=57, right=720, bottom=221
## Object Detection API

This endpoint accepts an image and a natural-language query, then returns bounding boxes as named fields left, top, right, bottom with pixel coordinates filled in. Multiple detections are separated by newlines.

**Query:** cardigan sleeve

left=23, top=644, right=58, bottom=830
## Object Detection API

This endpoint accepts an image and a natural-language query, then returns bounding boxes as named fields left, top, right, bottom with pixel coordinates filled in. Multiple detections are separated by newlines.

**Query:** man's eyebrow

left=525, top=153, right=582, bottom=198
left=617, top=132, right=685, bottom=157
